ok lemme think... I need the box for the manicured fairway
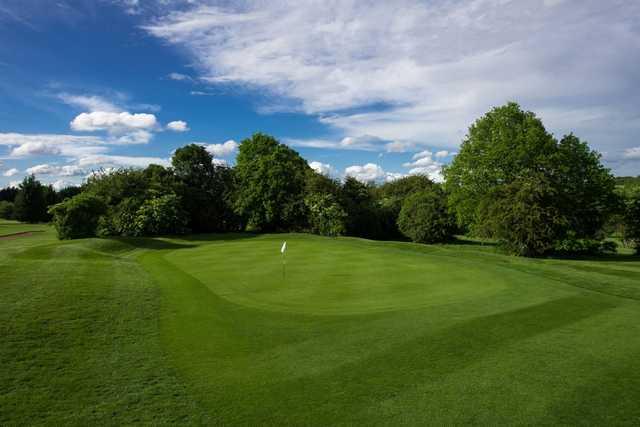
[2,221,640,425]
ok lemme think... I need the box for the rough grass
[2,221,640,425]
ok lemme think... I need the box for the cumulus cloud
[25,164,85,177]
[2,168,19,177]
[51,179,76,191]
[308,161,336,177]
[0,133,107,157]
[344,163,402,183]
[403,150,444,182]
[204,139,238,157]
[70,111,158,132]
[143,0,640,167]
[167,120,189,132]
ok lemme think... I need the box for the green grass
[2,221,640,425]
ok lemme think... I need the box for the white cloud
[77,154,170,168]
[0,133,107,158]
[344,163,401,183]
[308,161,336,177]
[2,168,19,177]
[204,139,238,157]
[168,72,192,81]
[25,164,85,177]
[167,120,189,132]
[212,158,228,167]
[435,150,449,158]
[284,135,382,151]
[623,147,640,160]
[403,150,444,182]
[345,163,385,182]
[51,179,76,191]
[58,94,120,112]
[143,0,640,167]
[70,111,158,132]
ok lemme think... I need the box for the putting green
[167,235,525,314]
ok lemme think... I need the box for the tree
[444,102,557,231]
[14,175,48,223]
[0,201,14,219]
[444,102,617,255]
[172,145,236,232]
[0,186,18,203]
[550,134,619,238]
[49,193,107,239]
[397,187,456,244]
[624,193,640,253]
[234,133,309,231]
[305,193,347,236]
[477,174,566,256]
[132,194,189,236]
[339,177,380,238]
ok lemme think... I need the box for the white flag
[280,241,287,254]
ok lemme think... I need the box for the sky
[1,0,639,189]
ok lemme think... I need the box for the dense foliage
[305,193,347,237]
[445,102,619,255]
[624,193,640,253]
[0,200,14,219]
[234,133,309,231]
[397,187,456,244]
[172,145,236,232]
[49,193,107,239]
[4,111,631,257]
[13,175,49,223]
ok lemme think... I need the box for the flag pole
[280,241,287,281]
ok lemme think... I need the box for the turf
[2,220,640,425]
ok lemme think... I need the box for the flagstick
[282,250,286,280]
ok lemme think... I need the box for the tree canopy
[234,133,310,231]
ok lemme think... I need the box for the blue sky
[1,0,639,189]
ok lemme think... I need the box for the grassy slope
[2,221,640,425]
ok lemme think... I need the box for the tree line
[2,102,639,256]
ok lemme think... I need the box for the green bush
[49,193,107,239]
[0,200,14,219]
[553,235,617,255]
[477,174,566,256]
[623,193,640,253]
[305,193,347,237]
[397,188,456,244]
[132,194,189,236]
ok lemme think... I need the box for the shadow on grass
[178,232,260,243]
[208,295,616,424]
[548,253,640,263]
[107,237,198,251]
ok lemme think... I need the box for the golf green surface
[2,220,640,425]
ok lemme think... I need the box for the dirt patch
[0,231,37,240]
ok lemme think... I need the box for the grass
[2,219,640,425]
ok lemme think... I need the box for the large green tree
[397,187,456,244]
[444,102,557,230]
[13,175,48,223]
[550,134,619,238]
[234,133,309,231]
[172,144,236,232]
[444,102,617,255]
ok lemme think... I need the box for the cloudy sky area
[1,0,639,189]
